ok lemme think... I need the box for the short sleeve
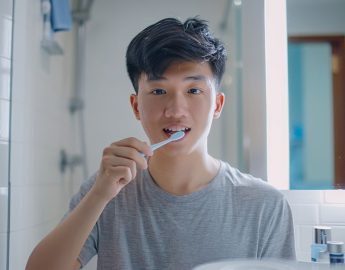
[259,196,296,260]
[62,172,99,268]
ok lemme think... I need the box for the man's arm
[25,138,152,270]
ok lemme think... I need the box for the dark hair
[126,17,227,93]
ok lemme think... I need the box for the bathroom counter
[297,262,344,269]
[193,259,345,270]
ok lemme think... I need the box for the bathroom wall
[282,190,345,262]
[8,1,80,269]
[0,0,13,269]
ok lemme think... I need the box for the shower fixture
[61,0,95,179]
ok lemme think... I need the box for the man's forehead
[141,61,214,82]
[145,73,209,82]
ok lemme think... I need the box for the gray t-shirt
[67,161,296,270]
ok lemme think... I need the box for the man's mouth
[163,127,191,136]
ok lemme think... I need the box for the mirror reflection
[3,1,345,269]
[286,0,345,189]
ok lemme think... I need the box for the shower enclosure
[1,1,94,269]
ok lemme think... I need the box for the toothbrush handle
[150,139,171,151]
[139,138,171,157]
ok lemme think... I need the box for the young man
[26,17,295,270]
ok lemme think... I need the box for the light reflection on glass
[0,58,11,100]
[1,17,12,59]
[0,100,9,140]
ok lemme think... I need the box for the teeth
[163,127,191,133]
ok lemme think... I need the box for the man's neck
[147,152,220,196]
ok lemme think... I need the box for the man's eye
[188,88,202,94]
[152,89,166,95]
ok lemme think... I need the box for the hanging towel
[50,0,72,32]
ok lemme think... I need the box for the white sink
[193,259,339,270]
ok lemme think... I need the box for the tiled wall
[0,0,13,269]
[8,1,81,269]
[281,190,345,262]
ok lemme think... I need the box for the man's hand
[90,137,153,203]
[26,137,152,270]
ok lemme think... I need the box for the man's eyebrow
[146,74,207,82]
[146,74,166,81]
[184,75,207,81]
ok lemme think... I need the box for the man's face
[130,61,224,156]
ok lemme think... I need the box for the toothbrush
[141,130,185,156]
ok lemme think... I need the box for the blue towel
[50,0,72,32]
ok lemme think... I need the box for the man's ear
[130,94,140,120]
[214,92,225,119]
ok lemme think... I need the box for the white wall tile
[324,190,345,204]
[0,0,13,19]
[320,205,345,225]
[9,140,82,189]
[331,226,345,243]
[290,204,319,225]
[10,74,75,146]
[0,99,10,140]
[0,57,11,100]
[9,220,58,270]
[10,141,61,186]
[10,184,70,232]
[0,140,9,187]
[0,16,12,59]
[0,233,7,270]
[281,190,323,204]
[0,187,8,233]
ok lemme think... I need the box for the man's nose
[164,93,188,118]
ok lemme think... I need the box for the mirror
[286,0,345,189]
[6,1,345,269]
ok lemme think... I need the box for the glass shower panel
[0,0,13,269]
